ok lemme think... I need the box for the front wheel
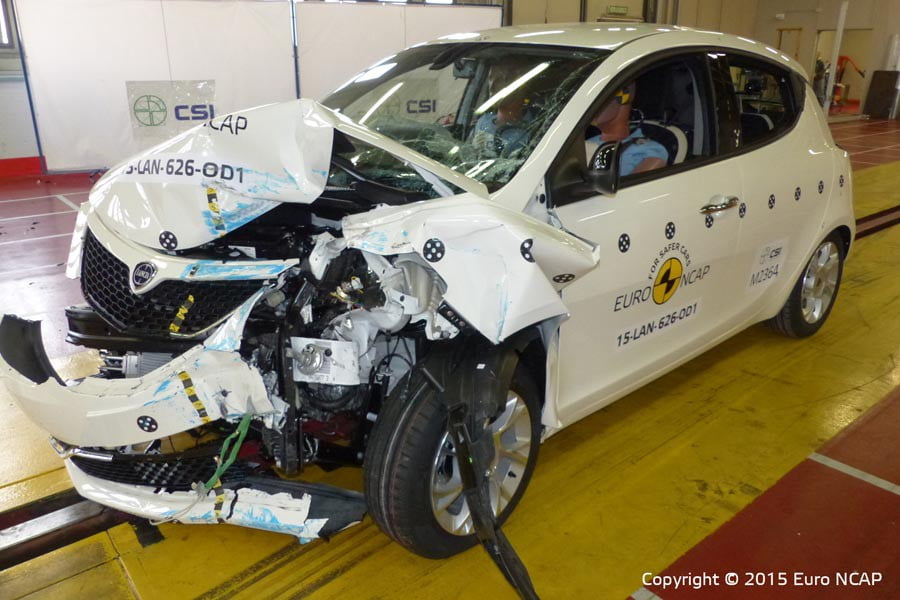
[769,231,844,338]
[364,360,541,558]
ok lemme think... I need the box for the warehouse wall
[584,0,645,22]
[512,0,761,37]
[752,0,900,107]
[511,0,580,25]
[677,0,760,38]
[817,28,873,101]
[0,53,39,161]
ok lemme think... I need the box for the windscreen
[323,43,608,192]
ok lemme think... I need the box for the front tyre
[769,231,844,338]
[364,361,541,558]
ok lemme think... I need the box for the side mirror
[585,141,620,195]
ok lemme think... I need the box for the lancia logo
[132,262,157,287]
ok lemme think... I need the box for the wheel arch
[834,224,853,256]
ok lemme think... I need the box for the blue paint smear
[179,260,288,280]
[241,168,304,196]
[358,230,389,253]
[233,505,322,541]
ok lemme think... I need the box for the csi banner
[126,80,216,142]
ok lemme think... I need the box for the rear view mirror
[585,141,620,195]
[453,58,477,79]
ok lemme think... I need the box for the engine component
[99,351,176,378]
[290,338,360,385]
[123,352,176,378]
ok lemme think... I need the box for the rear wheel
[364,360,541,558]
[769,231,844,338]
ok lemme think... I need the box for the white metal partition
[15,0,295,171]
[15,0,501,172]
[294,2,502,100]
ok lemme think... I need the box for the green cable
[204,413,252,491]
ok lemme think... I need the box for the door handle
[699,195,739,214]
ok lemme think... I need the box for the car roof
[427,23,807,79]
[432,22,669,50]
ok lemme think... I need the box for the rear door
[549,51,747,425]
[716,53,832,319]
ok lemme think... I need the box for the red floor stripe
[643,460,900,599]
[0,157,42,178]
[639,385,900,600]
[819,387,900,487]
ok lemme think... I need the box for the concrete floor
[0,128,898,599]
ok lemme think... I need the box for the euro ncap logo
[133,95,167,126]
[653,257,683,304]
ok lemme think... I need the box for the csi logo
[406,99,437,114]
[759,246,782,265]
[175,104,216,121]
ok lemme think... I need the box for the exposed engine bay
[88,213,456,477]
[0,98,597,562]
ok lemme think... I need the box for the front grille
[70,445,250,492]
[81,229,262,338]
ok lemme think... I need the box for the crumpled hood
[89,99,487,252]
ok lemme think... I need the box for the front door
[549,52,746,426]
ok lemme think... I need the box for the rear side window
[725,56,800,146]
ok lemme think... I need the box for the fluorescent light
[355,62,397,83]
[475,62,550,115]
[0,2,9,45]
[359,82,404,124]
[439,32,480,41]
[514,30,565,38]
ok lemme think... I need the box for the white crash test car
[0,24,852,559]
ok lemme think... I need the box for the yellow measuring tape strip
[211,478,226,523]
[177,370,212,424]
[206,187,226,232]
[168,294,195,333]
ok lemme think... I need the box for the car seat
[636,120,688,165]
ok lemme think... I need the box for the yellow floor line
[0,352,99,512]
[11,223,891,600]
[852,161,900,219]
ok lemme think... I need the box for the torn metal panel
[342,195,599,343]
[0,308,273,447]
[66,461,364,543]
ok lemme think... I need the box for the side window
[726,56,800,146]
[584,56,714,180]
[585,57,709,184]
[549,53,717,207]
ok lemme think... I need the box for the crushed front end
[0,98,597,545]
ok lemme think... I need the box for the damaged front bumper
[0,302,365,542]
[63,455,364,542]
[0,312,271,448]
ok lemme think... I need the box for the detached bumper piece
[60,442,253,492]
[66,458,365,543]
[0,314,272,448]
[0,314,63,386]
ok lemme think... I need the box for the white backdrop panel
[296,3,405,102]
[16,0,169,171]
[295,2,502,101]
[403,4,502,48]
[161,1,296,112]
[16,0,295,172]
